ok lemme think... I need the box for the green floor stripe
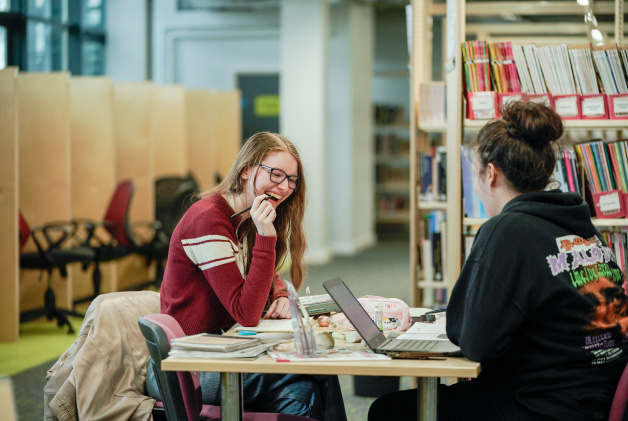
[0,316,83,376]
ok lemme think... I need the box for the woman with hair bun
[369,101,628,420]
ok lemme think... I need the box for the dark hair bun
[502,101,563,149]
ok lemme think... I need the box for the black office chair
[138,172,199,288]
[154,172,199,238]
[19,212,95,333]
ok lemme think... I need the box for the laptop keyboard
[380,339,438,352]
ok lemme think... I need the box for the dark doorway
[237,73,280,143]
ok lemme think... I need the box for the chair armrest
[69,218,112,247]
[31,220,81,251]
[131,220,167,244]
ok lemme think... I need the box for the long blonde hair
[198,132,307,290]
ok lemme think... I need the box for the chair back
[103,180,135,248]
[155,173,199,237]
[139,314,202,421]
[18,211,30,252]
[609,362,628,421]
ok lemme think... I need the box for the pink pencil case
[331,295,411,332]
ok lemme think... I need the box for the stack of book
[488,42,521,94]
[574,140,628,218]
[512,43,546,95]
[169,333,269,359]
[462,40,491,92]
[592,45,628,96]
[568,44,600,96]
[553,149,581,195]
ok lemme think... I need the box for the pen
[425,308,446,315]
[237,330,258,335]
[231,194,272,219]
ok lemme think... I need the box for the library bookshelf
[375,112,412,228]
[409,0,627,308]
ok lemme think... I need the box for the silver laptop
[323,277,461,358]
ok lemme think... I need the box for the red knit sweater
[160,193,287,335]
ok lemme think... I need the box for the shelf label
[470,92,496,119]
[501,93,522,107]
[599,192,621,215]
[613,96,628,117]
[582,96,606,118]
[554,96,579,117]
[528,95,551,107]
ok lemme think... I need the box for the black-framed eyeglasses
[259,164,300,190]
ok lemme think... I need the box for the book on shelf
[488,41,521,94]
[460,145,487,218]
[422,211,446,282]
[568,44,600,96]
[418,82,446,124]
[553,149,581,196]
[462,40,491,92]
[592,44,628,95]
[574,141,617,195]
[537,44,577,96]
[573,140,628,218]
[418,146,446,202]
[171,333,259,352]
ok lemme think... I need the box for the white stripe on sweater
[182,234,244,275]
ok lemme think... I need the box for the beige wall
[113,82,155,290]
[0,68,19,342]
[18,73,73,311]
[70,77,117,299]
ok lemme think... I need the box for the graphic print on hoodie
[546,233,628,365]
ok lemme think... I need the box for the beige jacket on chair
[44,291,160,421]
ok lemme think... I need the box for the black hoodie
[447,190,628,420]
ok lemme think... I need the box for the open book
[171,333,259,352]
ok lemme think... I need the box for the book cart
[409,0,628,308]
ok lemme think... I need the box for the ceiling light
[577,0,590,5]
[591,28,605,42]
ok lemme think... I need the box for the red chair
[76,179,170,303]
[19,212,95,333]
[138,314,315,421]
[609,362,628,421]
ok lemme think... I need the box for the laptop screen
[323,277,387,348]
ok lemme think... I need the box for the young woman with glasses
[155,132,347,420]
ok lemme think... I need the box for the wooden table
[162,352,481,421]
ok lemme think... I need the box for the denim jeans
[147,368,346,421]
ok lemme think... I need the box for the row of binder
[463,40,628,120]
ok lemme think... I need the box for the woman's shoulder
[186,194,229,217]
[177,194,234,235]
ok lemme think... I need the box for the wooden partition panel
[70,77,117,299]
[113,82,154,290]
[186,89,215,190]
[151,85,187,178]
[18,73,73,311]
[212,91,242,181]
[0,68,19,342]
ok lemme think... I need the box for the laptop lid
[322,277,391,351]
